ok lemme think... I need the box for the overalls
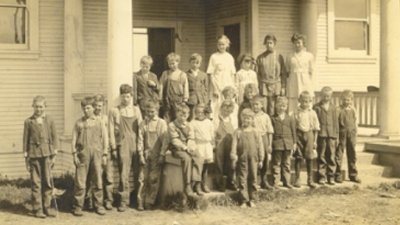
[117,114,140,207]
[73,118,104,209]
[138,120,163,206]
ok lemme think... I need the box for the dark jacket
[313,101,339,138]
[23,115,59,158]
[271,113,297,151]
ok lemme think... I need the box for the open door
[148,28,175,78]
[223,23,241,70]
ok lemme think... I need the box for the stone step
[340,152,379,168]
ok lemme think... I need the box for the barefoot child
[167,103,202,196]
[214,100,238,191]
[256,34,286,116]
[270,96,296,189]
[231,109,264,208]
[251,96,274,189]
[190,104,215,195]
[293,91,319,188]
[236,53,258,104]
[187,53,210,121]
[335,90,361,183]
[72,96,108,216]
[313,86,339,185]
[137,100,168,210]
[109,84,143,211]
[23,96,59,218]
[159,53,189,122]
[133,55,160,113]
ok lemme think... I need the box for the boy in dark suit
[313,86,339,185]
[270,96,296,189]
[23,95,59,218]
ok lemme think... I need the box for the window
[327,0,377,63]
[0,0,39,58]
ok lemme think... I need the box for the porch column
[249,0,259,56]
[64,0,84,134]
[379,0,400,138]
[107,0,133,105]
[300,0,318,56]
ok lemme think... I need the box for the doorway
[132,28,175,77]
[223,23,241,70]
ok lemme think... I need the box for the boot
[306,159,316,189]
[293,159,302,188]
[185,184,194,196]
[194,182,205,196]
[137,200,144,211]
[219,176,227,192]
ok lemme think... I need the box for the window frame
[327,0,378,64]
[0,0,39,59]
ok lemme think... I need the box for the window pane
[335,0,367,19]
[335,21,368,51]
[0,6,26,44]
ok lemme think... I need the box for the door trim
[216,16,246,55]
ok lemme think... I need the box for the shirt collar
[146,116,159,122]
[32,113,46,119]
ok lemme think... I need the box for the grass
[1,173,399,215]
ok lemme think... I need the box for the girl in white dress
[191,104,215,195]
[207,35,237,119]
[286,33,315,113]
[235,54,258,104]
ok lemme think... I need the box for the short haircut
[298,91,312,101]
[244,83,258,94]
[276,96,288,106]
[341,89,354,99]
[143,99,160,110]
[251,95,264,105]
[166,52,181,63]
[81,96,95,107]
[32,95,47,106]
[221,86,236,98]
[220,100,235,111]
[175,103,190,114]
[93,94,105,103]
[217,34,231,47]
[237,53,254,65]
[264,34,277,44]
[321,86,333,94]
[189,53,202,62]
[140,55,153,65]
[119,84,133,95]
[291,33,307,45]
[194,104,206,114]
[241,108,255,119]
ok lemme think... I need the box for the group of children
[23,33,361,218]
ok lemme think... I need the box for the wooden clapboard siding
[82,0,108,94]
[133,0,206,71]
[205,0,250,65]
[0,0,65,179]
[315,0,380,91]
[257,0,300,57]
[256,0,380,92]
[82,0,206,94]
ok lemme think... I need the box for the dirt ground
[1,183,400,225]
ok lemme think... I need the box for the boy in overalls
[72,96,108,216]
[231,109,264,208]
[109,84,143,211]
[137,100,168,210]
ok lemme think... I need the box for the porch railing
[315,91,379,128]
